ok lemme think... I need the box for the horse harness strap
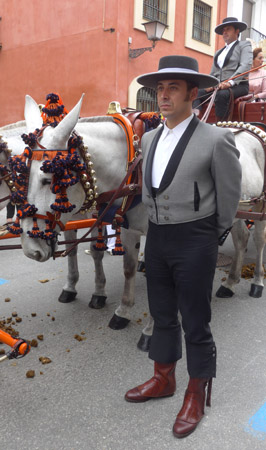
[227,88,235,122]
[93,112,143,217]
[61,151,143,258]
[61,112,149,256]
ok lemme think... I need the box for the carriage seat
[234,94,253,104]
[199,94,266,125]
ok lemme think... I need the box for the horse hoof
[137,261,146,273]
[108,314,130,330]
[249,284,263,298]
[216,285,234,298]
[137,333,151,352]
[89,295,107,309]
[58,290,77,303]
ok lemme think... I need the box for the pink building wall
[0,0,227,126]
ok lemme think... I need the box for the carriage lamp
[128,20,167,59]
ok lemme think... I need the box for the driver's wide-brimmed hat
[215,17,247,35]
[137,55,219,90]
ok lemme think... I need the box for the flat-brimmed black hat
[215,17,247,35]
[137,55,218,89]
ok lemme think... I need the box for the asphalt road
[1,208,266,450]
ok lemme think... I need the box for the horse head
[14,94,87,262]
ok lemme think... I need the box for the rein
[201,87,219,123]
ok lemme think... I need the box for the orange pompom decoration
[93,224,108,251]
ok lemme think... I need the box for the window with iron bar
[192,0,211,44]
[137,87,159,112]
[143,0,168,25]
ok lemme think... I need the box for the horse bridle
[5,126,98,260]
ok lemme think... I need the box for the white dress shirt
[152,114,194,188]
[217,40,238,86]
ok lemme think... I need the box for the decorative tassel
[112,227,125,255]
[23,146,33,160]
[41,93,68,127]
[11,189,26,205]
[50,187,76,213]
[17,203,38,219]
[67,150,86,172]
[21,132,38,148]
[139,112,162,131]
[43,220,57,241]
[15,174,27,187]
[27,217,44,239]
[93,224,108,251]
[7,217,23,235]
[57,168,75,187]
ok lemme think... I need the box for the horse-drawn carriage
[1,91,266,352]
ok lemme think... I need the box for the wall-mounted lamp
[129,20,167,59]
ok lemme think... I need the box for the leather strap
[61,152,143,258]
[227,88,235,121]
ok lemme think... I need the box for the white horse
[216,124,266,299]
[6,94,153,351]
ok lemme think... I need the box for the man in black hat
[194,17,253,120]
[124,55,242,438]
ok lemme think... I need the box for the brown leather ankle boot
[125,362,176,403]
[173,377,212,438]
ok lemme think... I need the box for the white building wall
[251,0,266,32]
[227,0,244,18]
[227,0,266,35]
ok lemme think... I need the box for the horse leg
[249,221,266,298]
[216,220,250,297]
[88,229,107,309]
[137,314,154,352]
[107,229,152,350]
[108,229,140,330]
[58,230,79,303]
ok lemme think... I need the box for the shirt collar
[225,39,238,50]
[162,114,194,140]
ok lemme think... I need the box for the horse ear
[51,94,85,148]
[24,95,43,132]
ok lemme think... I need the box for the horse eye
[42,178,51,186]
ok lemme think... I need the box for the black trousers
[194,83,249,120]
[145,216,218,378]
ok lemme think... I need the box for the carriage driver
[124,55,242,438]
[193,17,253,121]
